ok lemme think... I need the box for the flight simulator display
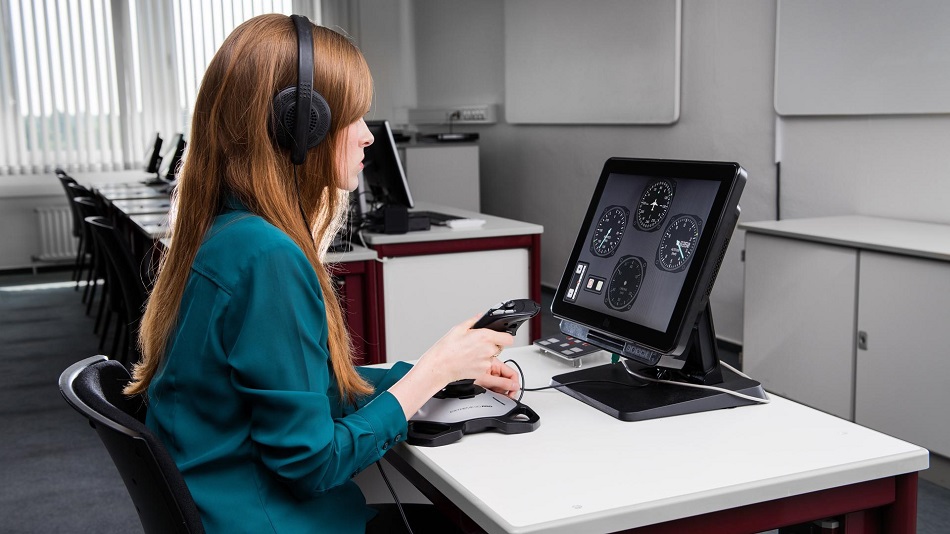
[550,157,767,421]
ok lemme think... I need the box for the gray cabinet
[742,216,950,457]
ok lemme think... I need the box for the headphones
[272,15,332,165]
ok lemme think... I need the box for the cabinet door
[743,233,858,420]
[856,251,950,457]
[381,248,530,362]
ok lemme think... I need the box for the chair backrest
[73,197,102,268]
[57,174,83,238]
[85,216,148,324]
[59,355,205,534]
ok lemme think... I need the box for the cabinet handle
[857,330,868,351]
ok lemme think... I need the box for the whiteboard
[504,0,681,125]
[775,0,950,116]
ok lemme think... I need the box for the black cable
[375,461,414,534]
[504,358,526,402]
[504,358,649,403]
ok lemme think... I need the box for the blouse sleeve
[350,362,413,413]
[222,241,408,498]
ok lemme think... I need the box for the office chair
[68,184,99,305]
[57,174,88,287]
[58,355,205,534]
[85,216,148,366]
[73,197,111,341]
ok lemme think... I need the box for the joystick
[407,299,542,446]
[445,299,541,398]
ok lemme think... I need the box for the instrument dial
[590,205,629,258]
[635,179,675,231]
[656,214,702,273]
[604,255,647,312]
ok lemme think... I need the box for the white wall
[398,0,778,344]
[779,116,950,225]
[368,0,950,344]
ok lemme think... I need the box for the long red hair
[126,14,373,401]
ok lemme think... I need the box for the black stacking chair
[86,216,148,366]
[68,183,100,304]
[73,197,110,339]
[58,355,205,534]
[57,172,89,287]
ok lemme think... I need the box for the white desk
[384,345,928,533]
[357,202,543,363]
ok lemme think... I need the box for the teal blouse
[146,202,411,533]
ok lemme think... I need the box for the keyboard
[409,210,463,225]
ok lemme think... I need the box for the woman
[124,14,518,533]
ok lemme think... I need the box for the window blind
[0,0,311,176]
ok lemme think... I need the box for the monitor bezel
[362,120,414,209]
[551,157,745,358]
[156,134,185,182]
[144,133,163,173]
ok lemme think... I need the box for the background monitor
[143,133,162,173]
[155,134,186,183]
[549,157,766,421]
[361,120,413,210]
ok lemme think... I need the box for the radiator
[33,206,78,262]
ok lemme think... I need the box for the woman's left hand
[474,358,521,399]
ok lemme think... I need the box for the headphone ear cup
[271,86,332,154]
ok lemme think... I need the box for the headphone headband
[291,15,314,165]
[272,14,331,165]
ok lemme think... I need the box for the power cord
[375,461,415,534]
[620,357,771,404]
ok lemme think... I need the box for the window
[0,0,315,175]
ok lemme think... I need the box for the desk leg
[841,472,917,533]
[529,233,542,341]
[883,472,918,533]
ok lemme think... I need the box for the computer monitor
[361,120,414,209]
[155,134,186,184]
[143,133,163,174]
[550,157,766,421]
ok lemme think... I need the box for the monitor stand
[550,304,767,421]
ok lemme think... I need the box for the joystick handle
[445,299,541,396]
[472,299,541,335]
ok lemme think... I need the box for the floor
[1,268,948,533]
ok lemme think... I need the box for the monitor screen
[361,120,413,209]
[143,133,163,173]
[551,157,745,363]
[548,157,765,421]
[156,134,185,183]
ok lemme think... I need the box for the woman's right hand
[387,314,515,419]
[416,314,515,386]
